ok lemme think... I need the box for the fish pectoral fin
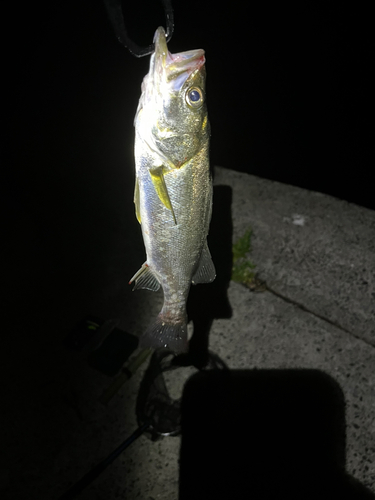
[149,166,177,225]
[134,177,141,224]
[192,241,216,284]
[129,263,160,292]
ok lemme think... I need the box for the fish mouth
[135,27,207,166]
[153,27,205,90]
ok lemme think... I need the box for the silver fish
[130,27,215,354]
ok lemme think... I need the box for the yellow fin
[149,167,177,224]
[134,177,141,224]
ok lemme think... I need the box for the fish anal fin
[192,241,216,284]
[129,263,160,291]
[134,177,141,224]
[149,166,177,225]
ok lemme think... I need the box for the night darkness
[5,0,373,212]
[2,1,374,497]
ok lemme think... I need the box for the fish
[129,26,215,354]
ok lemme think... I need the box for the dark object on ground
[64,316,138,376]
[179,369,375,500]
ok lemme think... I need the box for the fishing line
[104,0,174,57]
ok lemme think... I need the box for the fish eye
[185,87,204,109]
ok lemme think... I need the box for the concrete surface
[2,167,374,499]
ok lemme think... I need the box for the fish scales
[130,27,215,354]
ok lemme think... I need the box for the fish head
[135,27,209,169]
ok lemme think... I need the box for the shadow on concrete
[179,369,375,500]
[185,184,233,368]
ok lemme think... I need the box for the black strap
[104,0,174,57]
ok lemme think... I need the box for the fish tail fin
[139,313,188,354]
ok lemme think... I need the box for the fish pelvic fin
[149,166,177,225]
[139,313,188,354]
[129,262,160,291]
[192,241,216,284]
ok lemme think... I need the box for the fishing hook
[104,0,174,57]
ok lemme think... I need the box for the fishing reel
[136,348,228,439]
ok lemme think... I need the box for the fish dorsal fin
[129,263,160,291]
[192,241,216,284]
[134,177,141,224]
[149,166,177,224]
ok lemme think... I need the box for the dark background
[5,0,373,213]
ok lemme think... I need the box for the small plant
[231,259,256,286]
[232,229,265,291]
[232,229,252,261]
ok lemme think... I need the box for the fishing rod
[58,420,151,499]
[58,347,228,498]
